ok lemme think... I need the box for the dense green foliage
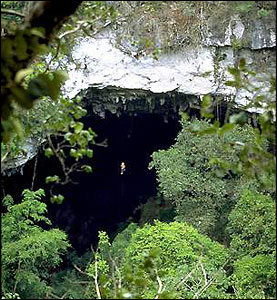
[65,222,230,299]
[1,189,70,299]
[227,189,276,259]
[232,254,276,299]
[149,120,262,241]
[122,221,230,299]
[227,189,276,299]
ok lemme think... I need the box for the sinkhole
[2,110,181,254]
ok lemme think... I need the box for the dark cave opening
[2,111,181,254]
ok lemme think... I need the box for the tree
[193,59,276,186]
[110,221,230,299]
[1,189,70,299]
[226,189,276,299]
[1,1,83,141]
[149,119,262,241]
[1,1,117,200]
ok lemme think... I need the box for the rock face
[2,137,44,176]
[64,14,276,113]
[2,13,276,174]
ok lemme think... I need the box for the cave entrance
[1,110,181,254]
[48,111,181,254]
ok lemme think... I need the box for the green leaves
[150,119,261,238]
[50,194,64,204]
[45,175,60,184]
[11,86,34,109]
[28,71,68,101]
[218,123,236,137]
[200,94,214,119]
[81,164,92,173]
[238,58,246,70]
[123,221,229,299]
[73,122,84,134]
[15,68,34,84]
[86,149,93,158]
[227,189,276,298]
[2,189,70,298]
[44,147,54,158]
[229,112,247,124]
[37,96,96,197]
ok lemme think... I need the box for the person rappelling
[120,161,126,175]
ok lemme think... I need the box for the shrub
[1,189,70,299]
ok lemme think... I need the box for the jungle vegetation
[1,1,276,299]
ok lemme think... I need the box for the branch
[46,18,112,70]
[46,291,68,299]
[95,139,108,148]
[73,264,90,276]
[200,262,208,286]
[1,9,26,18]
[58,20,89,39]
[193,279,213,299]
[154,268,163,299]
[176,266,196,291]
[46,134,67,176]
[109,255,122,290]
[30,156,38,190]
[13,261,21,293]
[94,258,102,299]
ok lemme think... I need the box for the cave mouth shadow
[2,111,181,255]
[57,111,181,254]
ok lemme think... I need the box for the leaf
[11,118,24,138]
[228,67,239,76]
[69,149,77,158]
[44,148,54,158]
[198,126,218,135]
[11,86,34,109]
[50,194,64,204]
[64,132,73,141]
[15,68,34,83]
[86,149,93,158]
[45,175,60,184]
[74,122,84,134]
[218,123,236,136]
[14,33,28,61]
[81,165,93,173]
[28,76,49,99]
[229,112,247,124]
[28,71,68,101]
[201,94,214,119]
[202,94,212,107]
[225,81,238,87]
[30,27,45,38]
[238,58,246,70]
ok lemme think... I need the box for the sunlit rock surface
[2,137,44,176]
[64,16,275,107]
[2,15,275,174]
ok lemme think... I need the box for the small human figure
[120,161,126,175]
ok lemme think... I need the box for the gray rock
[3,13,275,174]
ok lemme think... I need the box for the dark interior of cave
[1,111,181,254]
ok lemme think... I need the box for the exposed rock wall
[2,12,276,174]
[64,15,275,105]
